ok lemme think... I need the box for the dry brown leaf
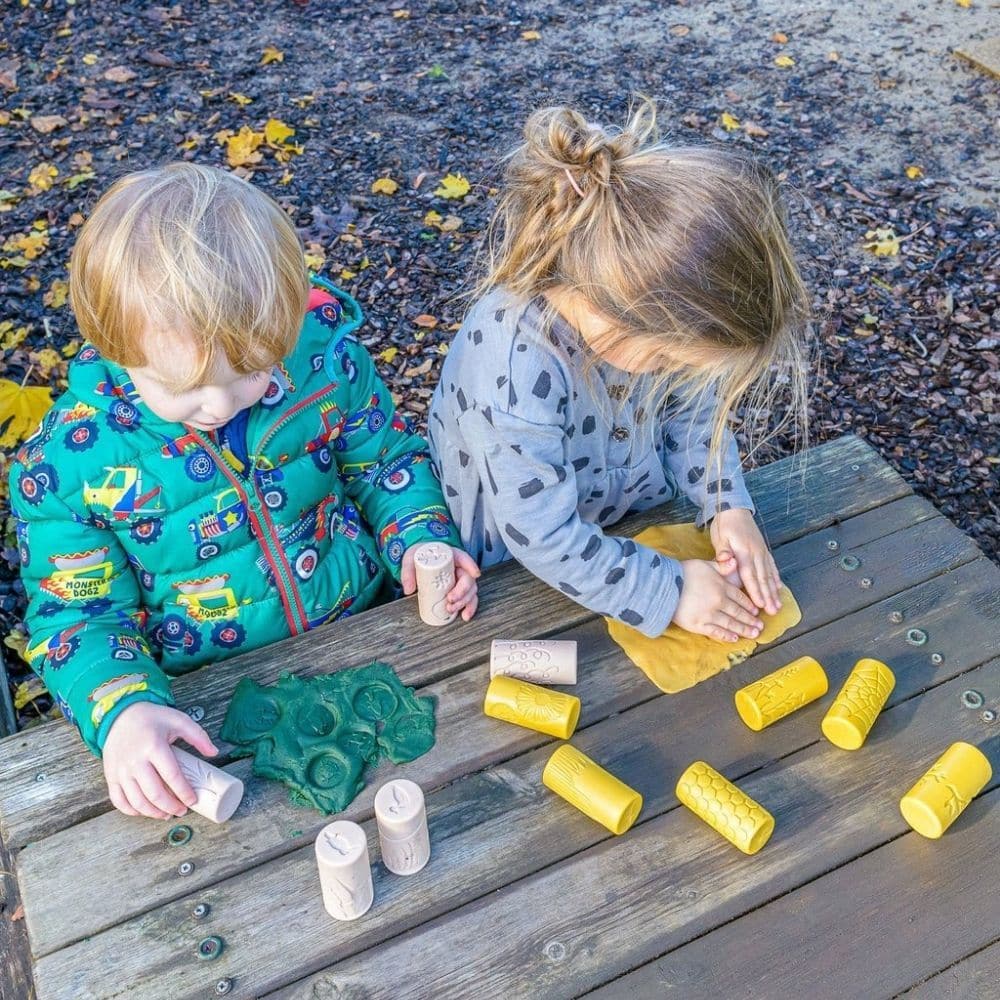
[30,115,68,134]
[104,65,137,82]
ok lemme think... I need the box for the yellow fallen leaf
[226,125,264,167]
[303,246,325,270]
[521,30,541,40]
[4,628,28,660]
[437,343,449,355]
[378,347,399,364]
[291,94,315,108]
[264,118,295,147]
[228,92,254,106]
[82,53,99,66]
[62,339,80,357]
[371,177,399,195]
[261,46,284,65]
[13,677,47,711]
[905,165,923,179]
[28,163,58,193]
[863,227,900,256]
[393,9,410,18]
[279,169,294,185]
[774,55,795,68]
[44,279,69,308]
[64,171,95,189]
[5,230,49,260]
[955,0,972,7]
[0,322,28,350]
[340,268,357,280]
[0,379,53,448]
[827,51,840,62]
[33,347,63,376]
[720,112,740,131]
[434,172,470,200]
[423,209,443,227]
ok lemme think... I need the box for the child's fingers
[460,594,479,621]
[172,712,218,758]
[152,747,198,808]
[725,582,760,619]
[399,551,417,596]
[720,599,762,634]
[452,549,481,578]
[446,573,477,608]
[109,782,139,817]
[124,777,171,820]
[754,553,780,614]
[738,560,768,614]
[136,762,187,817]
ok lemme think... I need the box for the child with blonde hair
[11,163,479,820]
[429,101,809,644]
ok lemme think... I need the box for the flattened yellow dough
[606,523,801,694]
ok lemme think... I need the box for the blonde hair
[479,100,812,485]
[69,162,309,388]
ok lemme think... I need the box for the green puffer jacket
[9,276,460,755]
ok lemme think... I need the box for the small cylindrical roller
[490,639,578,685]
[900,742,993,839]
[542,744,642,835]
[413,542,457,626]
[734,656,829,732]
[315,820,374,921]
[483,675,580,739]
[821,658,895,750]
[172,747,244,823]
[374,779,431,875]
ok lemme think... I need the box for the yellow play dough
[606,523,801,694]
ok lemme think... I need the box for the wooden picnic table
[0,434,997,1000]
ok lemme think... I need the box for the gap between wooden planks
[19,492,957,959]
[0,435,908,850]
[29,545,996,998]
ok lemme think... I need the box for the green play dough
[220,661,436,814]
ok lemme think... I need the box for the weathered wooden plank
[30,558,998,1000]
[0,434,909,851]
[586,784,1000,999]
[264,656,999,1000]
[902,938,1000,999]
[19,495,958,959]
[0,836,34,1000]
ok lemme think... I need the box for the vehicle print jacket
[9,276,460,755]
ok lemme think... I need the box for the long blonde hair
[69,163,309,389]
[478,100,812,486]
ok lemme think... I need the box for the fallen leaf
[30,114,68,134]
[863,226,900,256]
[827,51,840,62]
[141,50,175,68]
[228,92,253,106]
[743,121,769,138]
[955,0,972,6]
[264,118,295,147]
[0,379,53,448]
[669,24,690,36]
[13,676,46,710]
[4,229,49,260]
[434,172,470,200]
[64,171,96,190]
[423,209,443,227]
[439,214,462,232]
[905,164,923,179]
[0,56,19,91]
[10,904,23,922]
[340,268,356,280]
[44,279,69,308]
[225,125,264,167]
[371,177,399,195]
[771,31,788,43]
[393,8,410,17]
[82,53,99,66]
[27,163,58,193]
[414,314,438,329]
[774,55,795,68]
[378,347,399,363]
[104,65,137,82]
[720,112,740,131]
[260,46,284,65]
[521,30,541,41]
[62,339,80,358]
[0,322,28,350]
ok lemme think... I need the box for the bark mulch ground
[0,0,997,731]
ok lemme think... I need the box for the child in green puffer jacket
[9,163,479,821]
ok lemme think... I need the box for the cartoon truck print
[305,401,346,471]
[107,633,150,661]
[83,467,163,522]
[25,622,87,670]
[89,672,149,728]
[189,488,248,559]
[378,508,451,565]
[41,547,113,603]
[173,574,250,623]
[334,393,386,450]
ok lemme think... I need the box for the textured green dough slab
[219,661,436,815]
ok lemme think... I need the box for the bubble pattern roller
[675,761,775,855]
[483,675,580,739]
[734,656,829,731]
[900,742,993,839]
[542,745,643,835]
[821,657,896,750]
[490,639,578,685]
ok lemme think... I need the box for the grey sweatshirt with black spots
[427,289,754,638]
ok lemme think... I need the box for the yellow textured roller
[542,744,642,835]
[675,761,774,855]
[900,742,993,839]
[821,658,895,750]
[483,675,580,739]
[734,656,829,731]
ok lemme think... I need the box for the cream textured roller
[315,820,374,921]
[374,779,431,875]
[172,747,244,823]
[412,542,456,626]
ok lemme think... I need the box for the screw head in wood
[860,577,873,588]
[826,539,839,551]
[215,979,233,995]
[178,861,196,876]
[851,464,860,471]
[930,653,943,665]
[192,903,210,920]
[889,611,904,624]
[197,935,224,961]
[167,825,193,847]
[544,940,567,962]
[982,709,997,724]
[961,690,984,710]
[905,628,928,646]
[34,773,45,783]
[186,705,205,722]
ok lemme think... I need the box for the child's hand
[673,558,764,643]
[709,507,783,616]
[401,546,482,622]
[102,702,219,820]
